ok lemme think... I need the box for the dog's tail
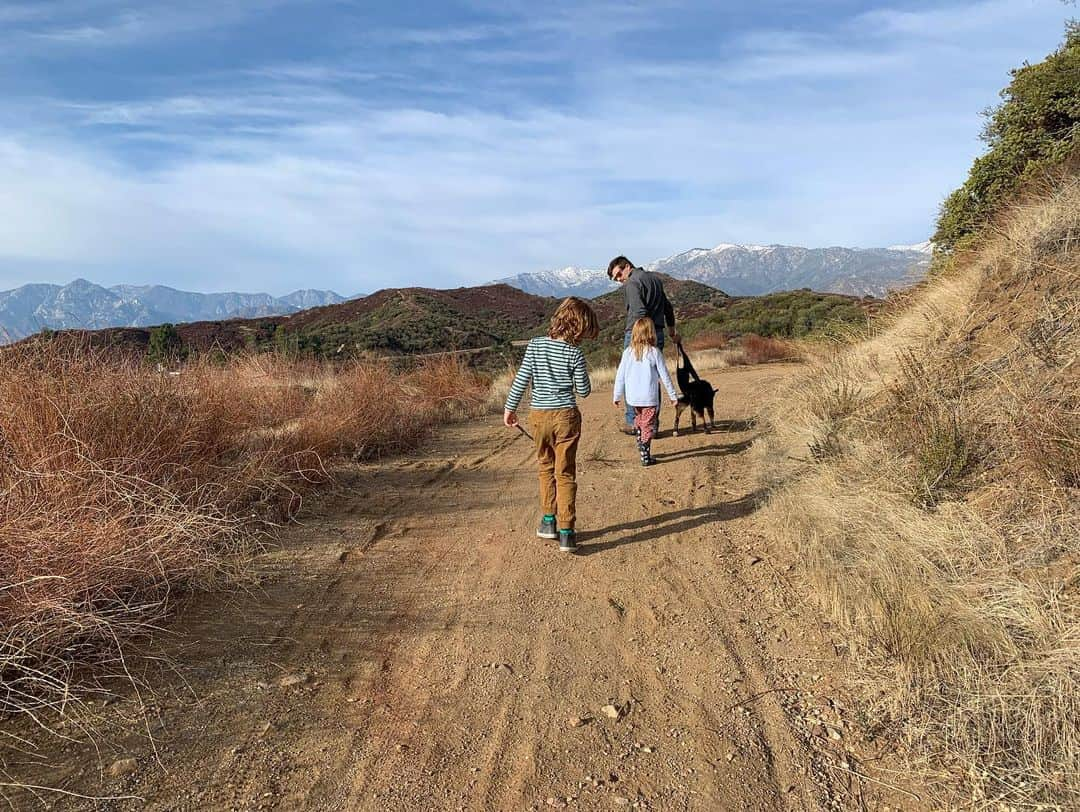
[677,343,701,383]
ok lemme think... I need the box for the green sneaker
[536,515,557,540]
[558,529,577,553]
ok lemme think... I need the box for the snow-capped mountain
[492,266,616,299]
[0,280,345,344]
[646,243,932,298]
[498,242,933,300]
[886,240,934,254]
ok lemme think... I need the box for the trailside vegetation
[760,26,1080,805]
[933,22,1080,255]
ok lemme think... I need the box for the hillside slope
[281,284,553,355]
[44,277,878,363]
[759,181,1079,806]
[45,283,557,359]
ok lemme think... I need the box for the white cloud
[0,0,1072,294]
[3,0,301,49]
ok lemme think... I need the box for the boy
[504,297,599,553]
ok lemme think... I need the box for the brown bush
[684,331,728,352]
[733,334,802,365]
[0,345,487,722]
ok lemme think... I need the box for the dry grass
[589,364,617,388]
[732,334,803,365]
[0,347,487,730]
[678,337,803,370]
[757,181,1080,807]
[684,331,730,352]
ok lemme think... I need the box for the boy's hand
[670,397,679,405]
[503,409,518,428]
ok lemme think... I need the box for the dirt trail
[11,363,911,811]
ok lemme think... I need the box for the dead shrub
[737,334,802,364]
[889,351,984,506]
[684,331,728,352]
[0,343,487,729]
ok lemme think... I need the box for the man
[607,256,681,435]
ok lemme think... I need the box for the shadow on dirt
[578,490,764,555]
[653,438,756,462]
[650,416,756,441]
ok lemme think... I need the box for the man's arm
[662,294,680,344]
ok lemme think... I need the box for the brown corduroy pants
[529,408,582,530]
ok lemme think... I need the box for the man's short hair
[607,256,633,279]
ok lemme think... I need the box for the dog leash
[515,424,534,441]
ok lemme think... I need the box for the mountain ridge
[0,279,345,343]
[494,242,932,299]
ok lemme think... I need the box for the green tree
[147,323,182,362]
[934,22,1080,253]
[273,324,296,357]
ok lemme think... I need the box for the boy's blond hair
[548,297,600,346]
[629,317,657,361]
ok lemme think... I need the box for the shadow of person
[578,491,763,555]
[653,438,756,462]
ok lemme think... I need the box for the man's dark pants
[623,328,665,431]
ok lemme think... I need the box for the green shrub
[681,290,869,340]
[147,323,182,362]
[933,22,1080,253]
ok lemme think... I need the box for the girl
[504,297,599,553]
[613,317,678,466]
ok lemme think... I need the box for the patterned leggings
[633,406,658,443]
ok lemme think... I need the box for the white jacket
[613,345,678,407]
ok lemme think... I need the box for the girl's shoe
[558,529,577,553]
[639,440,655,466]
[536,515,558,539]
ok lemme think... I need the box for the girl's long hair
[548,297,600,346]
[630,317,657,361]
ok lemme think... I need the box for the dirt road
[11,363,909,811]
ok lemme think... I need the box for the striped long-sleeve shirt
[504,336,592,411]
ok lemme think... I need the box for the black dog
[673,344,718,436]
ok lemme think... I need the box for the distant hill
[678,289,881,343]
[277,284,553,356]
[494,242,932,300]
[0,279,345,344]
[35,277,879,365]
[47,283,556,359]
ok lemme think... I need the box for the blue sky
[0,0,1073,295]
